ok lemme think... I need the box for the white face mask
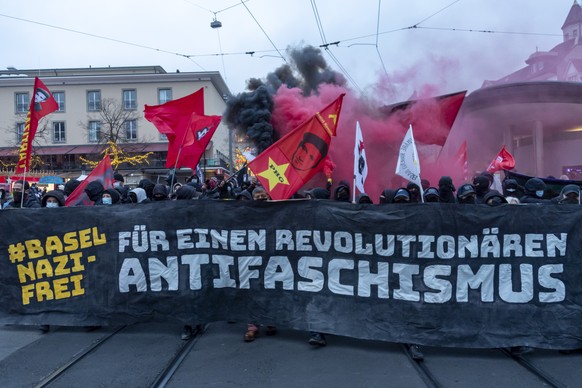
[113,182,121,188]
[102,197,113,205]
[46,202,59,208]
[536,190,545,198]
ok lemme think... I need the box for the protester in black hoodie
[438,176,456,203]
[152,184,169,201]
[334,180,350,202]
[84,181,105,205]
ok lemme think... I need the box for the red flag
[15,77,58,174]
[144,88,205,167]
[65,155,114,206]
[248,94,345,200]
[487,146,515,173]
[455,141,468,181]
[173,114,222,169]
[382,90,466,146]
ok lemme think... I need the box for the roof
[562,1,582,30]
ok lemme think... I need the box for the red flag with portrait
[248,94,345,200]
[15,77,58,174]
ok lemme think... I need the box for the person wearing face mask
[99,188,120,205]
[41,190,66,208]
[4,180,41,209]
[113,173,130,203]
[520,178,553,204]
[457,184,477,204]
[438,176,456,203]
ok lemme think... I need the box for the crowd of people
[1,169,580,359]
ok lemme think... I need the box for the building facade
[0,66,232,186]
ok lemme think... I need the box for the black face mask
[12,192,23,202]
[561,198,580,205]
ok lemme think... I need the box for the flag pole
[352,176,356,203]
[169,116,193,194]
[20,167,27,208]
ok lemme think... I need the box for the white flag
[353,121,368,195]
[395,125,422,189]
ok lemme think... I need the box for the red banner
[144,88,205,169]
[248,94,345,200]
[65,155,114,206]
[15,78,58,175]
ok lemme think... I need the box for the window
[124,119,137,140]
[53,92,65,112]
[16,123,25,142]
[158,88,172,104]
[87,90,101,111]
[88,121,101,142]
[53,122,66,143]
[123,89,137,110]
[15,93,29,113]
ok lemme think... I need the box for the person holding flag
[248,94,345,200]
[353,121,368,202]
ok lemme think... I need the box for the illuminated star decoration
[258,157,290,191]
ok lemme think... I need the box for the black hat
[394,188,410,201]
[457,183,476,199]
[562,184,580,196]
[114,173,124,183]
[424,187,439,199]
[524,178,546,193]
[438,176,455,192]
[503,179,520,193]
[473,175,490,190]
[64,179,81,196]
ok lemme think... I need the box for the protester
[113,173,129,203]
[356,193,373,204]
[379,189,396,204]
[41,190,66,208]
[423,187,440,203]
[334,181,350,202]
[0,189,7,209]
[407,182,422,203]
[393,188,411,204]
[174,185,198,200]
[4,180,41,209]
[556,184,580,204]
[438,176,456,203]
[473,175,496,204]
[64,179,81,198]
[138,179,156,201]
[457,184,477,204]
[484,191,508,206]
[152,184,169,201]
[502,179,523,200]
[129,187,150,204]
[100,188,121,205]
[520,178,552,204]
[84,181,105,205]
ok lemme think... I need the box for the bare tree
[80,98,142,145]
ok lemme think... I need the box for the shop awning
[39,176,64,184]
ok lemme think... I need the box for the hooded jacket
[84,181,105,203]
[129,187,149,203]
[41,190,66,207]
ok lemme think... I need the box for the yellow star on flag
[258,157,290,190]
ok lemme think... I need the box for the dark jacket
[41,190,66,207]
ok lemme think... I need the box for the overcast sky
[0,0,574,100]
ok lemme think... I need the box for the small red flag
[455,141,468,181]
[175,114,222,170]
[486,146,515,173]
[144,88,205,168]
[65,155,114,206]
[248,94,345,200]
[15,77,58,174]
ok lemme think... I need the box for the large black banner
[1,200,581,349]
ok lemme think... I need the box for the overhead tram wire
[310,0,362,94]
[375,0,389,78]
[413,0,463,27]
[240,0,287,64]
[0,12,205,71]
